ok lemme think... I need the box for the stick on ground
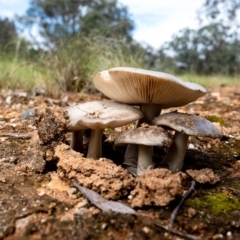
[169,180,196,229]
[155,180,200,240]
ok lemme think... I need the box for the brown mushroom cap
[94,67,207,107]
[67,100,143,131]
[114,126,171,146]
[152,112,222,138]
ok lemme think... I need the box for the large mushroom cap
[67,101,143,131]
[152,112,222,138]
[94,67,207,107]
[114,126,171,146]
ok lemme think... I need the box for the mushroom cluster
[67,67,222,177]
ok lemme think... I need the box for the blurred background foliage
[0,0,240,93]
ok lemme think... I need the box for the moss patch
[185,192,240,215]
[218,140,240,156]
[204,115,225,125]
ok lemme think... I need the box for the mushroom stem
[137,145,153,176]
[123,144,138,176]
[87,129,104,159]
[163,132,189,172]
[123,104,162,172]
[124,144,138,166]
[138,103,162,125]
[70,130,83,152]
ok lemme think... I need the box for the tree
[18,0,134,47]
[159,23,240,75]
[0,17,17,52]
[80,0,134,42]
[201,0,240,21]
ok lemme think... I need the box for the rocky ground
[0,85,240,240]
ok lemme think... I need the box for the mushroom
[94,67,207,168]
[114,126,171,176]
[152,112,223,172]
[67,100,143,159]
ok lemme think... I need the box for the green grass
[0,55,54,92]
[0,38,240,94]
[179,73,240,87]
[0,35,156,94]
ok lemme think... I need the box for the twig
[155,181,200,240]
[225,187,240,194]
[169,180,196,229]
[155,223,202,240]
[0,133,32,139]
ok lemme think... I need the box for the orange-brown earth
[0,85,240,240]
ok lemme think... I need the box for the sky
[0,0,205,50]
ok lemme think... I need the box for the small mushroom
[152,112,223,172]
[94,67,207,169]
[114,126,171,176]
[67,100,143,159]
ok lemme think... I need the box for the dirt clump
[55,143,135,199]
[19,132,46,173]
[187,168,220,184]
[130,168,187,207]
[35,106,68,145]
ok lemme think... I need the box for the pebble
[21,109,35,120]
[38,190,45,196]
[74,207,89,216]
[67,187,77,196]
[5,96,11,104]
[128,195,133,200]
[101,223,107,230]
[15,92,27,97]
[76,199,89,208]
[212,234,224,239]
[29,100,34,105]
[32,87,46,96]
[188,143,195,149]
[142,226,150,234]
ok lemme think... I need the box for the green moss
[205,193,240,215]
[185,192,240,215]
[218,140,240,155]
[204,115,225,125]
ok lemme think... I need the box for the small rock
[67,187,77,196]
[128,195,133,200]
[187,207,197,218]
[5,96,12,104]
[142,227,150,234]
[32,87,46,96]
[188,143,195,149]
[21,109,35,120]
[212,234,224,239]
[15,92,28,97]
[38,190,45,196]
[16,103,22,108]
[101,223,107,230]
[76,199,88,208]
[29,100,34,105]
[74,207,90,216]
